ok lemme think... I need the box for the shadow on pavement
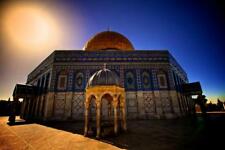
[7,120,34,126]
[33,113,225,150]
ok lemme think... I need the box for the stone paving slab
[1,114,224,150]
[0,117,121,150]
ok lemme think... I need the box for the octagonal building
[19,31,194,121]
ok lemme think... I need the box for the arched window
[159,76,165,86]
[125,71,136,90]
[57,70,67,90]
[142,71,151,90]
[157,72,168,89]
[74,72,85,90]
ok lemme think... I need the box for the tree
[217,99,224,111]
[195,95,207,117]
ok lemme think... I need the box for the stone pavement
[0,117,121,150]
[1,114,225,150]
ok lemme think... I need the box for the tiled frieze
[67,70,74,91]
[151,69,159,90]
[136,69,142,90]
[120,65,125,87]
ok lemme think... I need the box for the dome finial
[107,26,110,31]
[103,63,107,70]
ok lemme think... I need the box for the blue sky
[0,0,224,102]
[66,0,225,101]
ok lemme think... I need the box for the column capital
[112,99,118,108]
[95,98,101,109]
[84,101,90,109]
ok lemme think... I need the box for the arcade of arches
[84,85,126,138]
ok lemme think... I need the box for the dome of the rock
[83,31,134,51]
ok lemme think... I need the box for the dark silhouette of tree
[0,99,22,116]
[217,99,224,111]
[195,95,207,118]
[206,101,218,111]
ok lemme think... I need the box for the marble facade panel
[126,92,138,119]
[53,92,66,120]
[71,92,85,120]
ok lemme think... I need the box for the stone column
[8,97,18,124]
[33,97,38,117]
[30,97,35,118]
[43,95,49,121]
[137,91,145,119]
[121,95,127,131]
[23,98,28,119]
[84,99,89,136]
[45,92,55,120]
[38,96,44,118]
[35,97,40,117]
[26,98,31,119]
[20,98,26,118]
[108,101,112,120]
[29,98,34,119]
[64,92,72,120]
[154,91,163,118]
[152,69,163,118]
[167,70,181,116]
[96,98,101,138]
[170,91,181,117]
[179,94,186,115]
[113,97,118,135]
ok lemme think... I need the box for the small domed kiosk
[84,66,127,138]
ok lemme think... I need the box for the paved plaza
[0,113,224,150]
[0,117,120,150]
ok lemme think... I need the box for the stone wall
[24,50,192,121]
[24,90,194,121]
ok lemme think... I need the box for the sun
[1,3,59,50]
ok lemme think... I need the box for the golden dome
[83,31,134,51]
